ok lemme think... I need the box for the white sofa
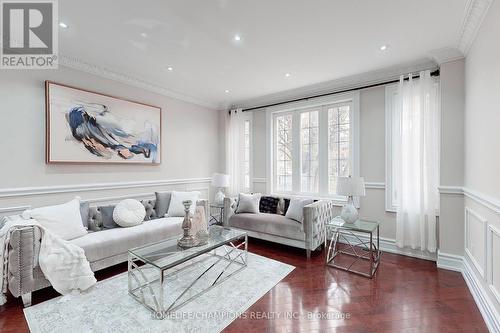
[5,195,208,307]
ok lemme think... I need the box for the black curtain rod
[236,69,440,113]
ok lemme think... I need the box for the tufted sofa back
[87,199,158,231]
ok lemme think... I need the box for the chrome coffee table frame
[128,226,248,317]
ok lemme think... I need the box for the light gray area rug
[24,251,294,333]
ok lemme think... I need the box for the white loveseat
[223,196,335,258]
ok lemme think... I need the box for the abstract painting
[45,81,161,164]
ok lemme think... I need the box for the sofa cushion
[155,191,172,217]
[228,213,304,241]
[80,201,90,229]
[71,217,183,262]
[259,196,280,214]
[236,193,261,214]
[113,199,145,227]
[286,198,314,223]
[99,205,119,229]
[283,198,291,215]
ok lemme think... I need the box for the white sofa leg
[21,292,32,307]
[306,249,311,259]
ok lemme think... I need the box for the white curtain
[226,108,244,196]
[394,70,440,253]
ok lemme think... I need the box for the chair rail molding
[438,185,465,195]
[0,178,212,198]
[463,187,500,215]
[458,0,494,55]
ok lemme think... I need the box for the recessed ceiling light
[166,66,173,71]
[59,22,68,28]
[140,32,148,38]
[234,35,241,41]
[224,89,230,93]
[285,73,291,77]
[380,45,388,51]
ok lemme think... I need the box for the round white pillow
[113,199,146,227]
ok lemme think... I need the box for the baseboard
[462,258,500,333]
[436,251,500,332]
[437,251,464,272]
[337,233,437,261]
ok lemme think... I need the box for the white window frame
[266,92,360,203]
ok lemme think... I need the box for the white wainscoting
[488,224,500,305]
[0,178,211,217]
[436,186,500,333]
[465,207,488,279]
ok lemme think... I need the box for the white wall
[439,59,466,256]
[463,0,500,321]
[0,67,221,213]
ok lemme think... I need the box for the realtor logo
[1,0,58,69]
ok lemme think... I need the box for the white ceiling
[59,0,468,109]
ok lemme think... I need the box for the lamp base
[214,188,225,205]
[340,196,358,224]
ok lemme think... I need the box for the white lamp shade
[336,176,366,196]
[211,173,230,188]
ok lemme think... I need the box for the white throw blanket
[0,216,96,305]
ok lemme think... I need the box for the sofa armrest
[223,197,237,227]
[303,200,335,251]
[7,226,42,298]
[196,199,209,225]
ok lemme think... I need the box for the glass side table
[209,203,224,225]
[325,217,381,278]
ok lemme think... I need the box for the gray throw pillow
[155,191,172,217]
[99,205,119,229]
[80,201,90,229]
[236,193,262,214]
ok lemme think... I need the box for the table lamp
[336,176,366,224]
[211,173,230,205]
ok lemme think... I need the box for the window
[328,104,351,193]
[275,113,293,192]
[269,93,359,199]
[300,110,319,193]
[243,119,251,189]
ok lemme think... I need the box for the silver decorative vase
[177,200,199,248]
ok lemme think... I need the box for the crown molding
[458,0,494,55]
[427,47,465,65]
[231,58,438,110]
[59,55,218,110]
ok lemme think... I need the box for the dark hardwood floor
[0,238,488,333]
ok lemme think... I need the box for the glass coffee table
[325,217,381,278]
[128,225,248,317]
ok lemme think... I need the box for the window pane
[243,119,251,190]
[328,105,351,194]
[275,114,293,192]
[300,110,319,193]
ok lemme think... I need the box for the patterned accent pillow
[259,196,280,214]
[283,198,291,215]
